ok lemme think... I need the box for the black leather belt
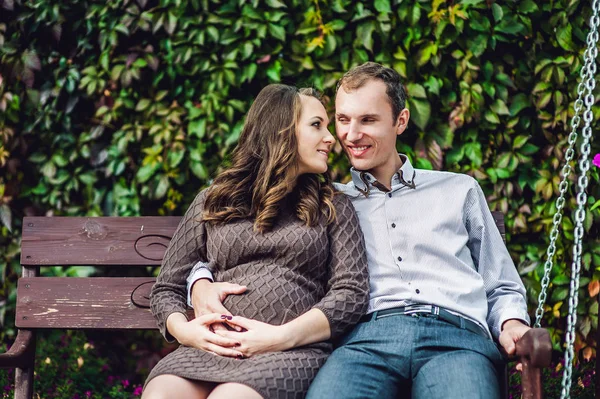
[360,305,489,339]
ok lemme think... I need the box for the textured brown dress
[146,190,369,398]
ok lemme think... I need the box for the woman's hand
[166,312,245,358]
[215,316,291,357]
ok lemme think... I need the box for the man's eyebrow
[335,113,379,118]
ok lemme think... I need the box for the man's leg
[411,350,500,399]
[411,316,504,399]
[306,315,416,399]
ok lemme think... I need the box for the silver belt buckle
[404,304,433,315]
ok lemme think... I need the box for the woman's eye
[312,121,321,128]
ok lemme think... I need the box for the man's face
[335,79,408,179]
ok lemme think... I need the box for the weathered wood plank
[16,277,193,329]
[21,217,181,266]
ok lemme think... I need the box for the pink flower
[122,379,130,388]
[133,386,143,396]
[256,54,271,64]
[593,153,600,168]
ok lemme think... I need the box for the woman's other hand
[166,312,245,358]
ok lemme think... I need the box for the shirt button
[397,256,402,262]
[391,223,396,228]
[415,289,420,294]
[388,193,392,198]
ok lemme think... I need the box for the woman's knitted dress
[146,191,369,399]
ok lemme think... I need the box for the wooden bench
[0,214,552,399]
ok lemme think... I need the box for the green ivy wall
[1,0,599,363]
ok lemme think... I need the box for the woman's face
[296,95,334,175]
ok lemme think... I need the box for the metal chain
[534,1,600,327]
[559,2,600,397]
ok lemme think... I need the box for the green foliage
[1,0,599,393]
[0,331,144,397]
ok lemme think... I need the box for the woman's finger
[205,343,244,358]
[196,313,230,325]
[223,316,253,330]
[210,322,229,332]
[204,331,241,348]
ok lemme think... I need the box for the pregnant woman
[142,84,369,399]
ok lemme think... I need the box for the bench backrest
[16,213,506,330]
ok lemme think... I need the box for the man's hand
[191,279,247,331]
[499,319,530,371]
[499,319,530,356]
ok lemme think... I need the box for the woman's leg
[142,375,216,399]
[207,383,263,399]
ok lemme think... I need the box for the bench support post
[15,266,38,399]
[14,341,35,399]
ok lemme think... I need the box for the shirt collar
[350,154,417,195]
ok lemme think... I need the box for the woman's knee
[142,375,214,399]
[208,383,263,399]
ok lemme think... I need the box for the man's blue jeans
[306,313,504,399]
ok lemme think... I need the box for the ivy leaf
[518,0,538,13]
[374,0,391,14]
[509,93,529,116]
[484,110,500,124]
[494,19,525,35]
[266,0,287,8]
[165,11,177,35]
[357,21,376,51]
[491,4,503,22]
[408,98,431,130]
[268,23,286,41]
[406,83,427,99]
[155,176,169,199]
[490,99,509,115]
[556,24,575,51]
[0,204,11,232]
[464,142,483,166]
[137,163,158,183]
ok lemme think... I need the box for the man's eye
[363,118,374,123]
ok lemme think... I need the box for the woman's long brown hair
[202,84,336,233]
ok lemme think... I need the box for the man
[186,62,530,398]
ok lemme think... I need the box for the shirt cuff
[186,262,214,307]
[491,309,531,340]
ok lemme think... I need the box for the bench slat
[21,217,181,266]
[16,277,192,329]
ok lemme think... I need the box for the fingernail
[220,315,228,319]
[227,316,233,320]
[237,354,244,359]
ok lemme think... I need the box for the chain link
[533,17,597,328]
[558,1,600,396]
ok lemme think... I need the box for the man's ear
[395,108,410,136]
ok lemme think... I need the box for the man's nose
[346,120,362,141]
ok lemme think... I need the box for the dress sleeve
[312,193,370,339]
[150,190,209,342]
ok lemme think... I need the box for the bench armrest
[0,329,36,369]
[515,328,552,399]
